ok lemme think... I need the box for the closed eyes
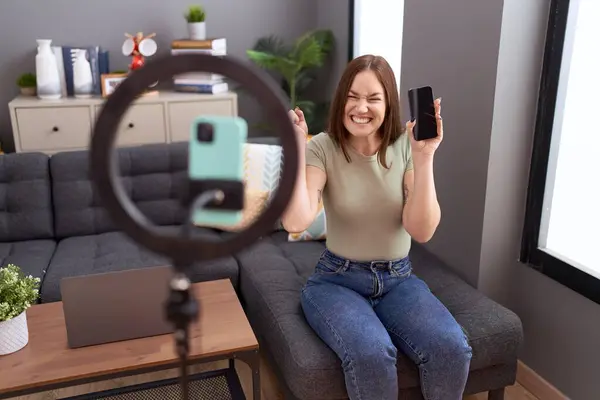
[348,94,382,102]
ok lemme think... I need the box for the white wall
[352,0,404,91]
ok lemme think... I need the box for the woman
[282,55,472,400]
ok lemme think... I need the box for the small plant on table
[185,5,206,22]
[0,264,40,355]
[16,73,36,96]
[185,5,207,40]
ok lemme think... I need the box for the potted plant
[16,73,37,96]
[185,5,206,40]
[246,29,335,133]
[0,264,40,355]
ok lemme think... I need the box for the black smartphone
[408,86,438,141]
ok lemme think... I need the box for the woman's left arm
[402,159,440,243]
[402,98,444,243]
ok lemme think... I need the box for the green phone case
[188,115,247,227]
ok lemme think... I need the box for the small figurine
[122,32,157,72]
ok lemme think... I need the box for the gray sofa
[0,142,523,400]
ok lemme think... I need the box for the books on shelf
[171,48,227,56]
[170,38,229,95]
[52,44,110,97]
[175,72,224,82]
[171,38,226,52]
[173,81,229,94]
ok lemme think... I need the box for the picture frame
[100,73,128,97]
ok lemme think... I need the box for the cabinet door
[168,100,235,142]
[94,104,166,147]
[16,106,91,151]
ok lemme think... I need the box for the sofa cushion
[50,143,189,238]
[236,231,522,400]
[0,240,56,281]
[50,138,286,239]
[0,152,54,241]
[40,227,239,303]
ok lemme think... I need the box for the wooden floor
[464,384,538,400]
[8,356,538,400]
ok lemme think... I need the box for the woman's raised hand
[289,107,309,141]
[406,97,444,158]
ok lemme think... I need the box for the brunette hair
[326,54,403,168]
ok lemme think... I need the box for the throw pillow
[243,142,283,197]
[287,134,327,242]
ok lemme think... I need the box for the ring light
[90,53,299,266]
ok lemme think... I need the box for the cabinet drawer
[16,106,91,151]
[168,100,235,142]
[94,103,166,146]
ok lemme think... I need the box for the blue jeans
[300,249,472,400]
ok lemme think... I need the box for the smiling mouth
[350,115,373,124]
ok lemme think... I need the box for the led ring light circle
[90,54,298,264]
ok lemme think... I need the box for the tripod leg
[166,274,199,400]
[175,328,190,400]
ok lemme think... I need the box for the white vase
[188,22,206,40]
[0,311,29,355]
[35,39,62,100]
[73,49,94,98]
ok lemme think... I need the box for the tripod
[166,190,223,400]
[89,52,299,400]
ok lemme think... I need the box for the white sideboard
[8,90,238,154]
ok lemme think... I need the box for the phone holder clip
[182,179,245,211]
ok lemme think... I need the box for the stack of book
[170,38,229,94]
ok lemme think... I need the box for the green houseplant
[0,264,40,355]
[16,73,36,96]
[246,29,335,133]
[185,5,207,40]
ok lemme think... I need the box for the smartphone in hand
[408,86,438,141]
[188,115,247,227]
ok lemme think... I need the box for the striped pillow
[242,143,283,196]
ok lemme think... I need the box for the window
[348,0,404,90]
[521,0,600,304]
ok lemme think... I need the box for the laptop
[60,265,175,348]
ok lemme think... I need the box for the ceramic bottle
[35,39,62,100]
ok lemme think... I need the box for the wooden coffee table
[0,279,260,400]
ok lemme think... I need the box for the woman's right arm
[280,110,327,233]
[281,163,327,233]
